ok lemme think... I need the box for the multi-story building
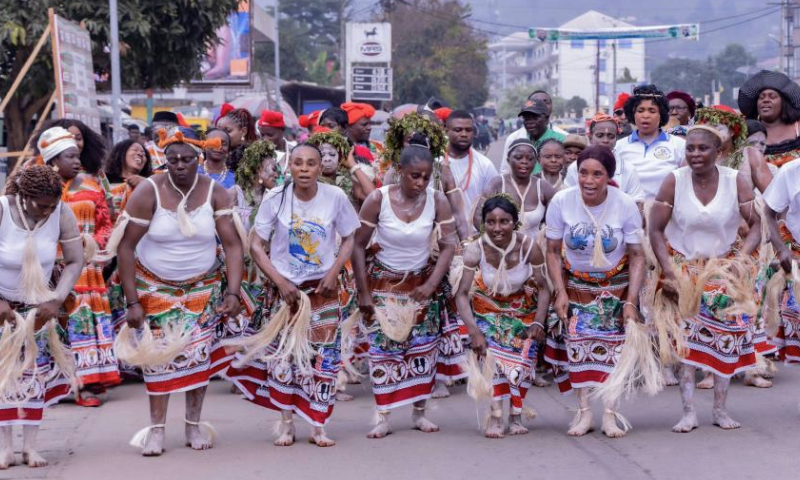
[488,10,646,114]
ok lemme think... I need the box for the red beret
[258,110,285,128]
[341,102,376,124]
[614,93,630,111]
[666,91,697,117]
[434,107,452,122]
[299,111,322,130]
[219,103,234,118]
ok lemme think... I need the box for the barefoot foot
[712,408,741,430]
[22,450,48,468]
[141,427,165,457]
[532,375,552,388]
[185,422,214,450]
[484,413,505,439]
[309,427,336,447]
[412,408,439,433]
[274,420,295,447]
[507,414,529,436]
[662,367,679,386]
[671,410,699,433]
[567,408,594,436]
[367,413,392,439]
[743,373,772,388]
[336,391,354,402]
[431,383,450,399]
[601,410,629,438]
[0,449,15,470]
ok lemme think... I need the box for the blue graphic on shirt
[565,223,618,253]
[289,214,326,275]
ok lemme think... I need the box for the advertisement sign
[529,23,700,41]
[347,22,392,63]
[194,1,251,84]
[51,14,101,132]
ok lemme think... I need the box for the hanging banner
[529,24,700,42]
[51,14,101,132]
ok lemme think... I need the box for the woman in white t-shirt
[226,144,360,448]
[544,145,645,438]
[353,136,460,439]
[649,126,761,434]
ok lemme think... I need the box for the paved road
[5,364,800,480]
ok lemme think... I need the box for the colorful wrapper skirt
[135,262,225,395]
[672,253,756,377]
[473,276,538,414]
[0,303,72,426]
[545,260,628,394]
[226,280,343,427]
[363,260,462,411]
[771,225,800,362]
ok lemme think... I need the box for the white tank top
[502,176,545,239]
[137,178,218,281]
[480,234,535,295]
[0,196,61,302]
[375,185,436,271]
[665,166,741,259]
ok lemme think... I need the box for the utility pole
[785,0,796,79]
[594,39,600,113]
[273,0,282,110]
[109,0,123,141]
[611,40,617,105]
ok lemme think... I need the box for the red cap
[299,110,322,130]
[353,144,374,163]
[614,93,630,111]
[341,102,376,124]
[176,112,189,128]
[219,103,234,118]
[258,110,285,128]
[434,107,452,123]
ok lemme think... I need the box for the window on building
[619,39,633,49]
[599,39,607,48]
[571,39,584,49]
[599,59,607,72]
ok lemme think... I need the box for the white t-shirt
[254,182,360,284]
[614,130,685,200]
[763,158,800,241]
[546,186,643,273]
[563,156,646,202]
[444,148,498,214]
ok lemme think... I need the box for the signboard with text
[52,14,101,132]
[529,23,700,41]
[346,22,392,101]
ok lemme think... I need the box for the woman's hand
[622,302,643,324]
[34,300,62,329]
[357,291,375,322]
[217,294,242,317]
[277,278,301,310]
[126,303,145,328]
[521,323,545,343]
[778,247,793,274]
[554,289,569,321]
[315,271,340,299]
[468,328,487,356]
[410,282,436,303]
[661,272,680,302]
[343,150,357,169]
[0,300,15,326]
[126,175,145,188]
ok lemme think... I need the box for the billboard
[51,14,101,132]
[194,1,251,84]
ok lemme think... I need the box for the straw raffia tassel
[605,409,633,433]
[375,297,419,343]
[46,319,81,394]
[104,212,151,257]
[129,424,165,449]
[229,292,316,373]
[521,406,537,420]
[0,310,39,405]
[114,321,193,368]
[594,319,663,406]
[338,310,363,379]
[184,419,217,446]
[677,258,725,320]
[717,256,759,318]
[464,350,496,401]
[19,235,58,305]
[81,232,99,264]
[652,288,688,364]
[448,255,464,290]
[214,209,249,253]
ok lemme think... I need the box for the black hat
[738,70,800,119]
[151,111,179,125]
[518,99,549,117]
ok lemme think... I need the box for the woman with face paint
[0,165,82,470]
[308,130,376,210]
[116,130,244,456]
[650,126,761,433]
[39,127,120,407]
[352,135,459,439]
[226,143,360,447]
[545,145,646,438]
[456,195,551,438]
[199,128,235,189]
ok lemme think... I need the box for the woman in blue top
[199,129,236,189]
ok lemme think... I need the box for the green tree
[1,0,237,154]
[712,43,756,107]
[650,58,715,101]
[617,67,637,84]
[378,0,488,109]
[497,83,545,119]
[565,96,588,117]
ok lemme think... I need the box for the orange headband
[157,129,222,151]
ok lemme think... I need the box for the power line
[643,7,781,44]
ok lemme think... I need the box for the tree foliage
[377,0,488,109]
[1,0,237,153]
[497,83,545,119]
[565,96,588,117]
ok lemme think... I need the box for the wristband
[225,291,242,303]
[623,301,638,310]
[349,164,362,175]
[126,300,140,308]
[532,321,545,330]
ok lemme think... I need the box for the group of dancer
[3,70,800,468]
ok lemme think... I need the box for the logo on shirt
[565,223,618,253]
[289,215,326,272]
[652,145,672,160]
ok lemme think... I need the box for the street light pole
[109,0,122,141]
[273,0,282,110]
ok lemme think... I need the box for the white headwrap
[37,126,78,163]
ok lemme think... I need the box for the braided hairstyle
[223,109,257,171]
[5,165,64,199]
